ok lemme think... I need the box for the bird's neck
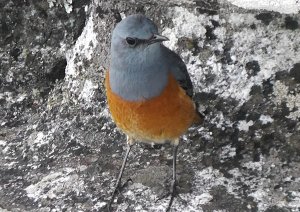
[109,45,169,101]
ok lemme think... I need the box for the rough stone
[1,0,300,212]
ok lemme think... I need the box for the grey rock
[1,0,300,211]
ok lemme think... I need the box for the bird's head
[111,14,168,55]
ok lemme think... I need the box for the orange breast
[105,71,199,143]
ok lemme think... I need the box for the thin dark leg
[108,144,132,211]
[165,144,179,212]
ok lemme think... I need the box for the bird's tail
[193,102,205,125]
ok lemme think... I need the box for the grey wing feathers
[161,45,194,98]
[162,45,205,121]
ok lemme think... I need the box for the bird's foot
[156,180,186,212]
[121,178,133,189]
[107,178,133,212]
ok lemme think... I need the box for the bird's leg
[155,141,184,210]
[108,141,133,211]
[165,142,179,212]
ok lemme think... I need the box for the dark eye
[126,37,137,46]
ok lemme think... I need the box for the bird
[105,14,203,211]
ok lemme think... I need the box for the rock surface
[1,0,300,211]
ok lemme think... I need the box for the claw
[121,178,133,189]
[155,181,186,212]
[165,180,178,212]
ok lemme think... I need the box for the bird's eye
[126,37,137,46]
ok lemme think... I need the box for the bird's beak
[148,34,169,45]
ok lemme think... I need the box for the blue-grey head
[109,14,170,101]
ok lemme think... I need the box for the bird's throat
[109,66,168,101]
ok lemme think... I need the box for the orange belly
[105,71,199,143]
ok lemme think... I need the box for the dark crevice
[46,58,67,83]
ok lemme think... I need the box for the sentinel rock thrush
[105,14,203,211]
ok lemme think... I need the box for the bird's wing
[161,45,194,98]
[162,45,205,122]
